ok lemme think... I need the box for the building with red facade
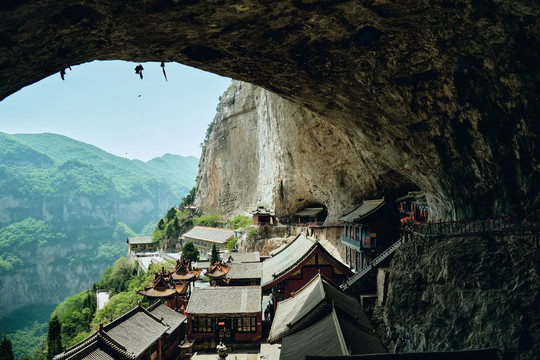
[339,199,400,271]
[261,233,352,312]
[185,286,262,345]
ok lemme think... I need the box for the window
[236,316,256,332]
[193,316,212,333]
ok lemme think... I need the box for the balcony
[341,235,360,250]
[341,234,374,250]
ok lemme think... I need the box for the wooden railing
[341,211,540,291]
[341,235,407,291]
[406,211,540,238]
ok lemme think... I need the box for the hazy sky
[0,60,231,161]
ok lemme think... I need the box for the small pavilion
[251,206,276,225]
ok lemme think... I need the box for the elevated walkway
[341,236,407,293]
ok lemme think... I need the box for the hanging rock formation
[196,81,410,222]
[0,0,538,219]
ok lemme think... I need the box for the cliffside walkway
[340,211,540,292]
[408,211,540,238]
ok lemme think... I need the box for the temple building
[54,303,170,360]
[148,301,187,359]
[271,274,386,359]
[170,258,202,308]
[339,199,400,271]
[137,270,180,304]
[295,207,327,226]
[186,286,262,344]
[251,206,276,225]
[261,233,352,312]
[206,260,231,285]
[396,191,429,224]
[180,226,235,253]
[225,262,262,286]
[52,330,136,360]
[126,236,157,254]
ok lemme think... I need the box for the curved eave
[262,243,352,291]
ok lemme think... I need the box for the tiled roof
[337,314,386,355]
[280,310,349,360]
[53,331,135,360]
[304,349,501,360]
[339,199,385,222]
[206,262,230,279]
[103,306,169,357]
[223,252,260,263]
[137,271,177,299]
[148,302,186,335]
[171,259,202,281]
[295,207,325,217]
[186,286,261,314]
[269,274,327,342]
[182,226,235,244]
[261,234,317,287]
[269,274,372,342]
[126,237,153,245]
[227,262,262,280]
[137,287,177,298]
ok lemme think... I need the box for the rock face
[0,0,539,219]
[0,241,108,315]
[196,81,410,222]
[380,233,540,359]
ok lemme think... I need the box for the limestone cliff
[196,81,411,223]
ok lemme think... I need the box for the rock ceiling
[0,0,538,218]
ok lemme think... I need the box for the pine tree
[210,243,220,265]
[181,242,199,262]
[0,334,15,360]
[47,315,62,360]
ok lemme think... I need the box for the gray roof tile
[280,310,349,360]
[227,262,262,280]
[182,226,234,244]
[261,234,317,287]
[186,286,261,314]
[148,302,186,335]
[339,199,385,222]
[224,252,260,263]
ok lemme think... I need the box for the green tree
[226,236,238,251]
[157,218,165,230]
[182,242,199,262]
[46,315,62,360]
[179,187,196,207]
[210,243,220,265]
[0,334,15,360]
[165,207,177,221]
[108,258,135,294]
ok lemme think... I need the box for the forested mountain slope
[0,131,198,318]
